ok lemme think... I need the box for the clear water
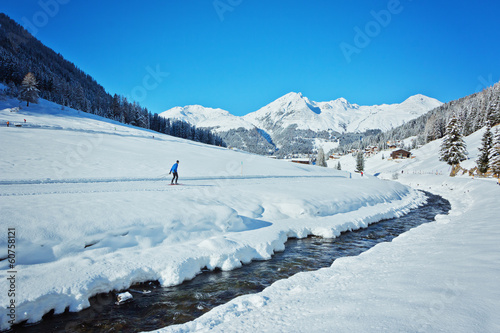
[12,191,450,333]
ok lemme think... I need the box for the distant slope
[160,105,275,154]
[160,105,255,132]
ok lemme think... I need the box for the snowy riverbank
[153,174,499,333]
[150,129,500,332]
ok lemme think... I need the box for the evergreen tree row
[150,113,225,146]
[0,13,225,148]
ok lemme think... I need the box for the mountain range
[160,92,442,155]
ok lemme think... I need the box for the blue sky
[2,0,500,116]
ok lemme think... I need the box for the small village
[284,140,414,166]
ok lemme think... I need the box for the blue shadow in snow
[240,216,273,231]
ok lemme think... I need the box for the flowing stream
[12,191,450,333]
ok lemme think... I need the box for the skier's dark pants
[171,172,178,184]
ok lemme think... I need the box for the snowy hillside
[332,124,500,177]
[153,125,500,333]
[0,95,426,330]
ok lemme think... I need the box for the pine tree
[317,148,327,167]
[463,106,477,135]
[433,117,445,140]
[6,81,18,98]
[477,121,493,173]
[439,115,467,166]
[424,114,438,142]
[20,72,39,106]
[489,128,500,177]
[488,96,500,126]
[356,152,364,172]
[111,94,121,120]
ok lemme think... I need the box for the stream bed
[13,191,450,333]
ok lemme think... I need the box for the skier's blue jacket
[170,163,178,173]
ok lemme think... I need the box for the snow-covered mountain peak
[243,92,323,130]
[273,92,321,111]
[401,94,442,108]
[405,93,429,101]
[160,105,255,132]
[321,97,359,111]
[281,91,303,100]
[273,91,310,107]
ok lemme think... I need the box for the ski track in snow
[0,174,345,186]
[0,176,345,197]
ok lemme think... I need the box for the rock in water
[116,292,133,304]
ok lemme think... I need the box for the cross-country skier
[169,160,179,184]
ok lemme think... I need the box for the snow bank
[0,97,426,330]
[153,128,500,333]
[0,176,423,330]
[157,176,500,333]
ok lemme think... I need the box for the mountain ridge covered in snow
[160,92,442,155]
[161,92,442,134]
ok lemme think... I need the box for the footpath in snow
[150,128,500,332]
[0,96,425,330]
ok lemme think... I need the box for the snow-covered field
[0,96,426,330]
[149,125,500,331]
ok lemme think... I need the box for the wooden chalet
[291,158,311,165]
[390,149,412,159]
